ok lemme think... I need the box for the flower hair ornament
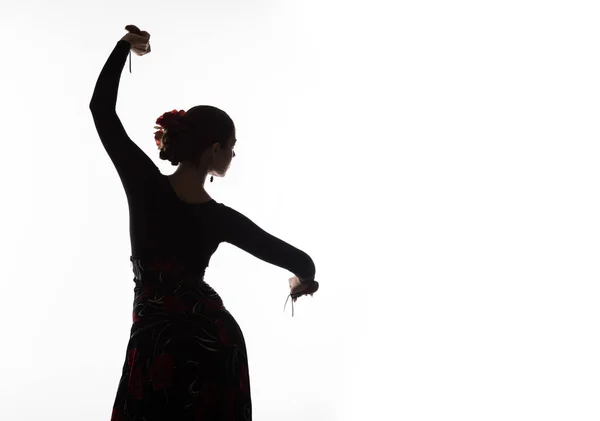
[154,109,185,151]
[154,109,214,182]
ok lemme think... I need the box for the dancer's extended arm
[218,204,316,283]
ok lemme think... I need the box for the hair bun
[154,105,235,167]
[154,109,187,152]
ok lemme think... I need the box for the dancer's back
[89,38,316,284]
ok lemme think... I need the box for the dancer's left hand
[121,25,151,56]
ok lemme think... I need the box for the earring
[210,175,214,183]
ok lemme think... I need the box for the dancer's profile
[89,25,318,421]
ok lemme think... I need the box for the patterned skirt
[110,258,252,421]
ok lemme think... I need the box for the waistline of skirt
[129,257,225,322]
[130,257,206,283]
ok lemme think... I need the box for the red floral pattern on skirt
[110,259,252,420]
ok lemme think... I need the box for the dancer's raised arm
[89,33,158,197]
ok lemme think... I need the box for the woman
[89,25,319,421]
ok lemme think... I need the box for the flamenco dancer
[89,25,319,421]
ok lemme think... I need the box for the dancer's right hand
[289,276,319,302]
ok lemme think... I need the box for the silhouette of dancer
[89,25,319,421]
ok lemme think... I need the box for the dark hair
[157,105,235,167]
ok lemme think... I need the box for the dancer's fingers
[291,281,318,299]
[125,26,150,42]
[125,25,141,34]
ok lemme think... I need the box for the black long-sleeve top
[89,40,315,283]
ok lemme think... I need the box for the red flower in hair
[154,109,186,150]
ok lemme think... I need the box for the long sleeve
[218,204,316,283]
[89,40,159,197]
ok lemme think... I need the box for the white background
[1,0,599,420]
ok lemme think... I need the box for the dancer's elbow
[89,96,106,112]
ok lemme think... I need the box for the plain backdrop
[1,0,599,420]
